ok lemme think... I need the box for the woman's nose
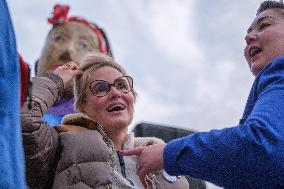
[245,32,257,45]
[58,51,72,62]
[108,86,122,98]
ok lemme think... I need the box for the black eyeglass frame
[89,75,134,97]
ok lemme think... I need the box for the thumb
[72,69,83,77]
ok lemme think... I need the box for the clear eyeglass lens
[90,76,133,97]
[114,77,131,93]
[91,81,109,97]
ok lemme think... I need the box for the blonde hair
[74,53,137,112]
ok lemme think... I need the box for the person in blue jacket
[121,1,284,188]
[0,0,26,188]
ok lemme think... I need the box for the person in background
[21,53,189,188]
[121,1,284,188]
[36,4,112,125]
[0,0,26,188]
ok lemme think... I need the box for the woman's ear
[80,99,87,113]
[80,106,86,114]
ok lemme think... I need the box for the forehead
[49,22,98,39]
[90,66,123,82]
[248,9,284,33]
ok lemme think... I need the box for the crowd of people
[1,0,284,189]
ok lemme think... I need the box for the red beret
[48,4,112,56]
[19,54,29,106]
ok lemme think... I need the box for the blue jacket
[0,1,26,188]
[164,56,284,189]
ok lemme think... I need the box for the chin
[252,65,267,76]
[114,121,130,127]
[111,119,131,128]
[251,67,260,76]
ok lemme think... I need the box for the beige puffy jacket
[21,74,189,189]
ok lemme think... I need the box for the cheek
[262,31,283,49]
[83,96,102,117]
[128,103,134,116]
[263,35,284,60]
[272,36,284,54]
[42,44,59,61]
[127,95,135,117]
[72,46,90,62]
[244,46,250,63]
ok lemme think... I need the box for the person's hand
[120,143,166,187]
[53,62,82,86]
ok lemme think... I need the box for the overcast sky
[8,0,264,188]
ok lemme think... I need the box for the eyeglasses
[89,76,133,97]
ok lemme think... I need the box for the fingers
[119,147,144,156]
[122,146,162,188]
[145,174,155,188]
[120,147,147,187]
[135,157,150,188]
[138,167,148,188]
[54,62,80,73]
[72,69,83,77]
[62,62,79,69]
[53,62,82,84]
[55,62,76,71]
[138,169,155,188]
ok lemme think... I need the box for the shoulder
[32,73,63,88]
[265,56,284,71]
[255,56,284,92]
[61,113,98,130]
[258,56,284,79]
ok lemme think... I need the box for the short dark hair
[257,0,284,15]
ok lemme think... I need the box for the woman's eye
[80,42,88,49]
[117,83,127,90]
[52,35,65,42]
[116,80,128,90]
[92,84,107,94]
[259,23,270,31]
[78,40,91,50]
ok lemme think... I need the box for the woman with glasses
[21,53,188,189]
